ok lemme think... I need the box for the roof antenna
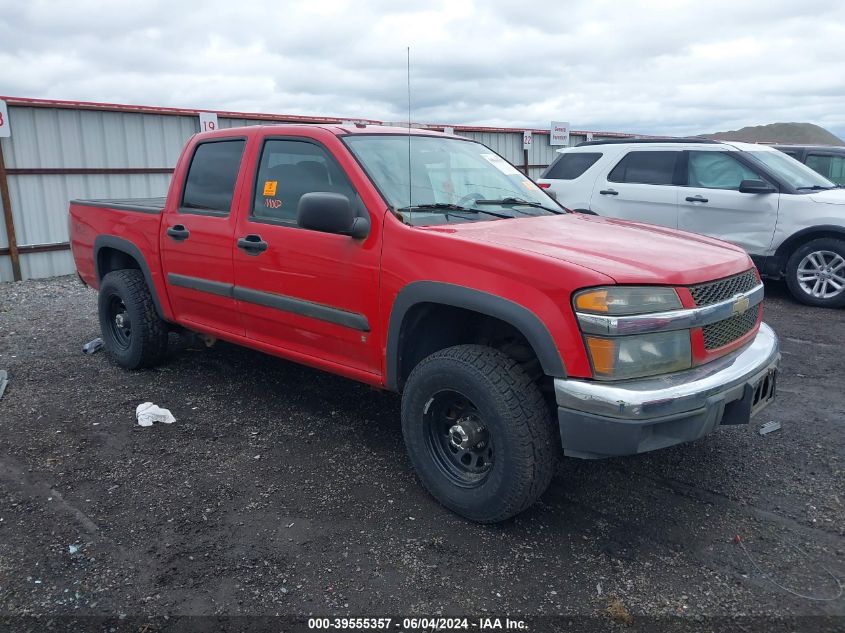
[407,46,412,223]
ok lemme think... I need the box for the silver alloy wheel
[797,250,845,299]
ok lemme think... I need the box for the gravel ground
[0,275,842,628]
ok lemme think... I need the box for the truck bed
[69,197,167,302]
[70,197,166,214]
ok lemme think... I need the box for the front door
[590,149,681,228]
[678,150,779,254]
[160,138,246,335]
[232,136,382,375]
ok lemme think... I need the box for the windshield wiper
[796,185,835,191]
[475,197,564,214]
[397,203,512,219]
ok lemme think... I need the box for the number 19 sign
[199,111,218,133]
[0,99,11,138]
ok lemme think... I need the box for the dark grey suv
[774,145,845,186]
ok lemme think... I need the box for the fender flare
[93,235,165,319]
[386,281,567,391]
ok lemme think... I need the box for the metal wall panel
[0,105,199,281]
[2,107,198,169]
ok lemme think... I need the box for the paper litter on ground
[136,402,176,427]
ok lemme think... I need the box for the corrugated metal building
[0,96,640,282]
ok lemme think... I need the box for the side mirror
[739,179,776,194]
[297,192,371,239]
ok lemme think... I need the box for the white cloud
[0,0,843,137]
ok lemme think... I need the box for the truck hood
[422,213,752,285]
[807,188,845,206]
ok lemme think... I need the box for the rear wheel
[401,345,558,523]
[98,269,168,368]
[785,238,845,308]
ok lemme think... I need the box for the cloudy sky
[1,0,844,137]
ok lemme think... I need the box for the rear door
[160,137,246,335]
[231,135,382,375]
[590,149,681,227]
[678,150,778,254]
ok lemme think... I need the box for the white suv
[538,139,845,307]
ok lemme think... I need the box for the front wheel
[401,345,559,523]
[785,238,845,308]
[98,269,169,368]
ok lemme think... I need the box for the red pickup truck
[70,124,780,522]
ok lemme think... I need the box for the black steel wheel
[424,390,494,487]
[106,295,132,351]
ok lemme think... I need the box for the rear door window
[543,152,602,180]
[687,151,762,190]
[181,139,246,214]
[806,153,845,185]
[608,151,678,185]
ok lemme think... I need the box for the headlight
[584,330,691,380]
[575,286,689,380]
[574,286,681,315]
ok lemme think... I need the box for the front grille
[702,305,760,350]
[689,269,758,306]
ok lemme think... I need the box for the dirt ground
[0,275,842,629]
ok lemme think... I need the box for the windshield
[343,135,563,225]
[746,150,836,191]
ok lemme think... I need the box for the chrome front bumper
[555,323,780,459]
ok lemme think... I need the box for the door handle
[166,225,190,241]
[685,195,709,203]
[599,189,619,196]
[237,234,268,255]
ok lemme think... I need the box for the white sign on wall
[586,132,594,142]
[522,131,532,150]
[444,126,455,135]
[550,121,570,146]
[0,100,11,138]
[199,111,218,133]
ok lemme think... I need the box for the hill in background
[702,122,843,145]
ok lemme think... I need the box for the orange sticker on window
[263,180,278,196]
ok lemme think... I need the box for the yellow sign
[263,180,278,196]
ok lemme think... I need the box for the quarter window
[608,151,678,185]
[253,140,358,223]
[543,152,602,180]
[687,151,761,190]
[181,140,245,213]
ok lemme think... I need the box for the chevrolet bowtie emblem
[732,295,750,315]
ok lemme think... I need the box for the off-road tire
[98,270,168,369]
[785,237,845,308]
[401,344,559,523]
